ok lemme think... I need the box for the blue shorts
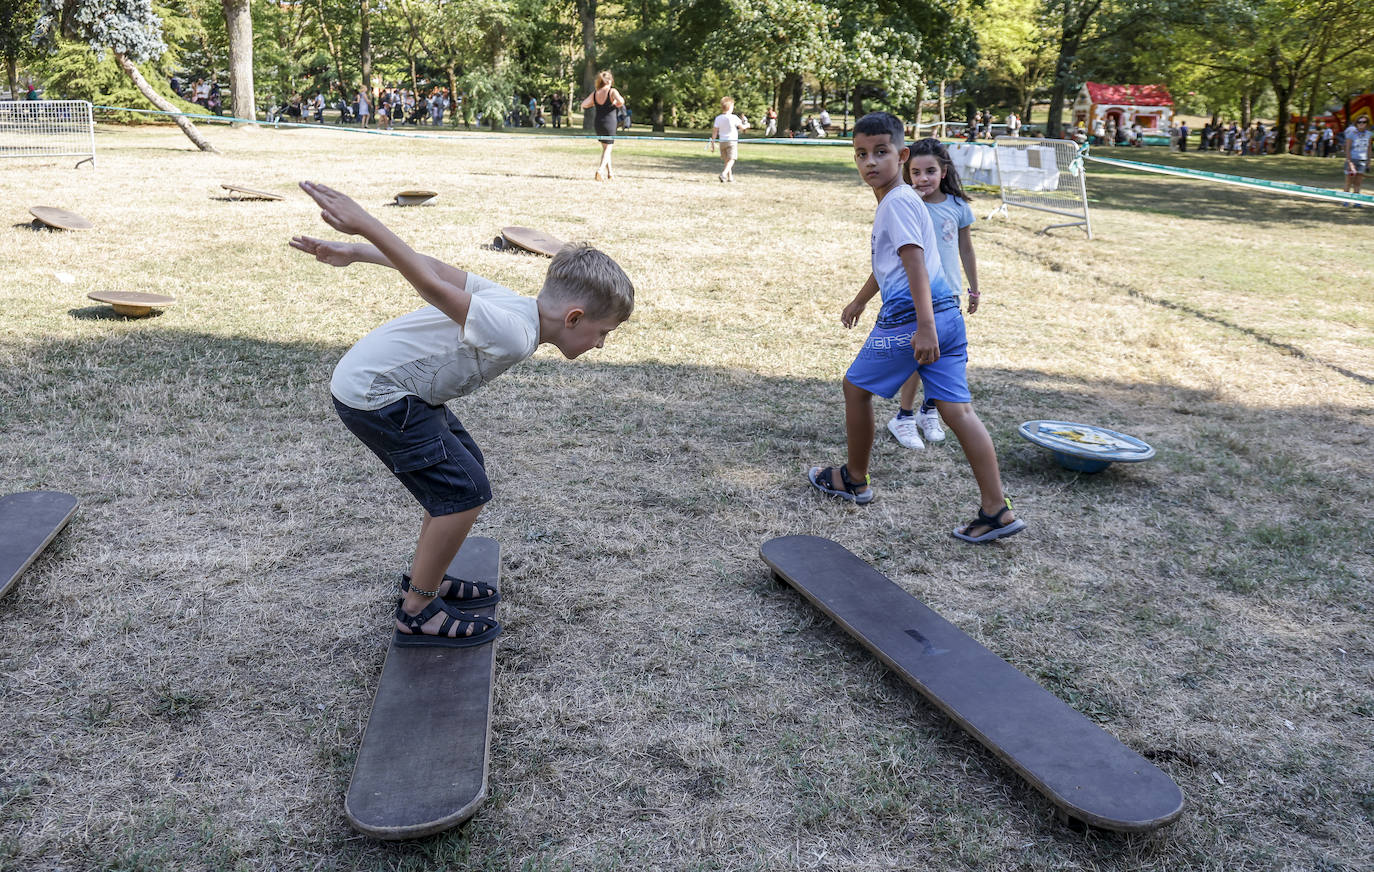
[845,302,972,402]
[333,394,491,516]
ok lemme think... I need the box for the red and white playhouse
[1072,82,1174,131]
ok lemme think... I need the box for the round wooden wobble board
[221,184,285,201]
[29,206,93,231]
[500,226,566,258]
[395,190,438,206]
[87,291,176,318]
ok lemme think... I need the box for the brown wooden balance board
[1,491,79,601]
[344,536,501,839]
[760,535,1184,832]
[86,291,176,317]
[496,226,565,257]
[29,206,92,231]
[220,184,285,201]
[394,190,438,206]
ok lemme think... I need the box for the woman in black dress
[580,70,625,181]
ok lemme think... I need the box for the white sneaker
[916,409,946,443]
[887,415,924,450]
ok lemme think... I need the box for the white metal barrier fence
[0,100,96,168]
[988,137,1090,238]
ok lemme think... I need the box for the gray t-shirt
[330,274,540,410]
[1346,126,1371,161]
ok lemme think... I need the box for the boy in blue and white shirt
[808,113,1024,543]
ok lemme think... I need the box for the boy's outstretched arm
[290,235,471,288]
[297,181,473,326]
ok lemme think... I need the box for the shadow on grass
[11,221,83,233]
[5,327,1369,546]
[66,306,168,321]
[3,328,1372,867]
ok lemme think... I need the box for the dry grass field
[1,123,1371,871]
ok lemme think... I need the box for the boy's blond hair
[539,243,634,322]
[720,96,735,111]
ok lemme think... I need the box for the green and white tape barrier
[1085,152,1372,207]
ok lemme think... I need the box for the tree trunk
[912,82,923,137]
[651,92,664,132]
[1271,76,1293,155]
[1303,39,1329,155]
[776,73,803,133]
[578,0,596,130]
[221,0,256,123]
[115,53,216,152]
[360,0,373,101]
[938,79,946,137]
[1240,88,1252,128]
[1046,1,1100,138]
[5,57,16,102]
[1046,60,1072,138]
[446,65,458,127]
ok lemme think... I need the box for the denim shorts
[333,394,491,516]
[844,300,973,402]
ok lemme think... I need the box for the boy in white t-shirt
[291,182,634,646]
[808,113,1023,544]
[709,96,748,182]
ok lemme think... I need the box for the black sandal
[952,499,1026,543]
[400,572,500,608]
[394,598,501,648]
[807,464,875,505]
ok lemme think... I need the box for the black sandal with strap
[808,464,875,505]
[400,572,500,608]
[394,598,501,648]
[951,499,1027,543]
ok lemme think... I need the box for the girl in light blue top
[886,138,982,451]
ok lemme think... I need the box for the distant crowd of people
[260,86,455,129]
[169,76,222,115]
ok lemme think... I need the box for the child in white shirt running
[709,97,748,182]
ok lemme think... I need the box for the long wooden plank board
[345,537,500,839]
[1,491,79,600]
[761,534,1183,832]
